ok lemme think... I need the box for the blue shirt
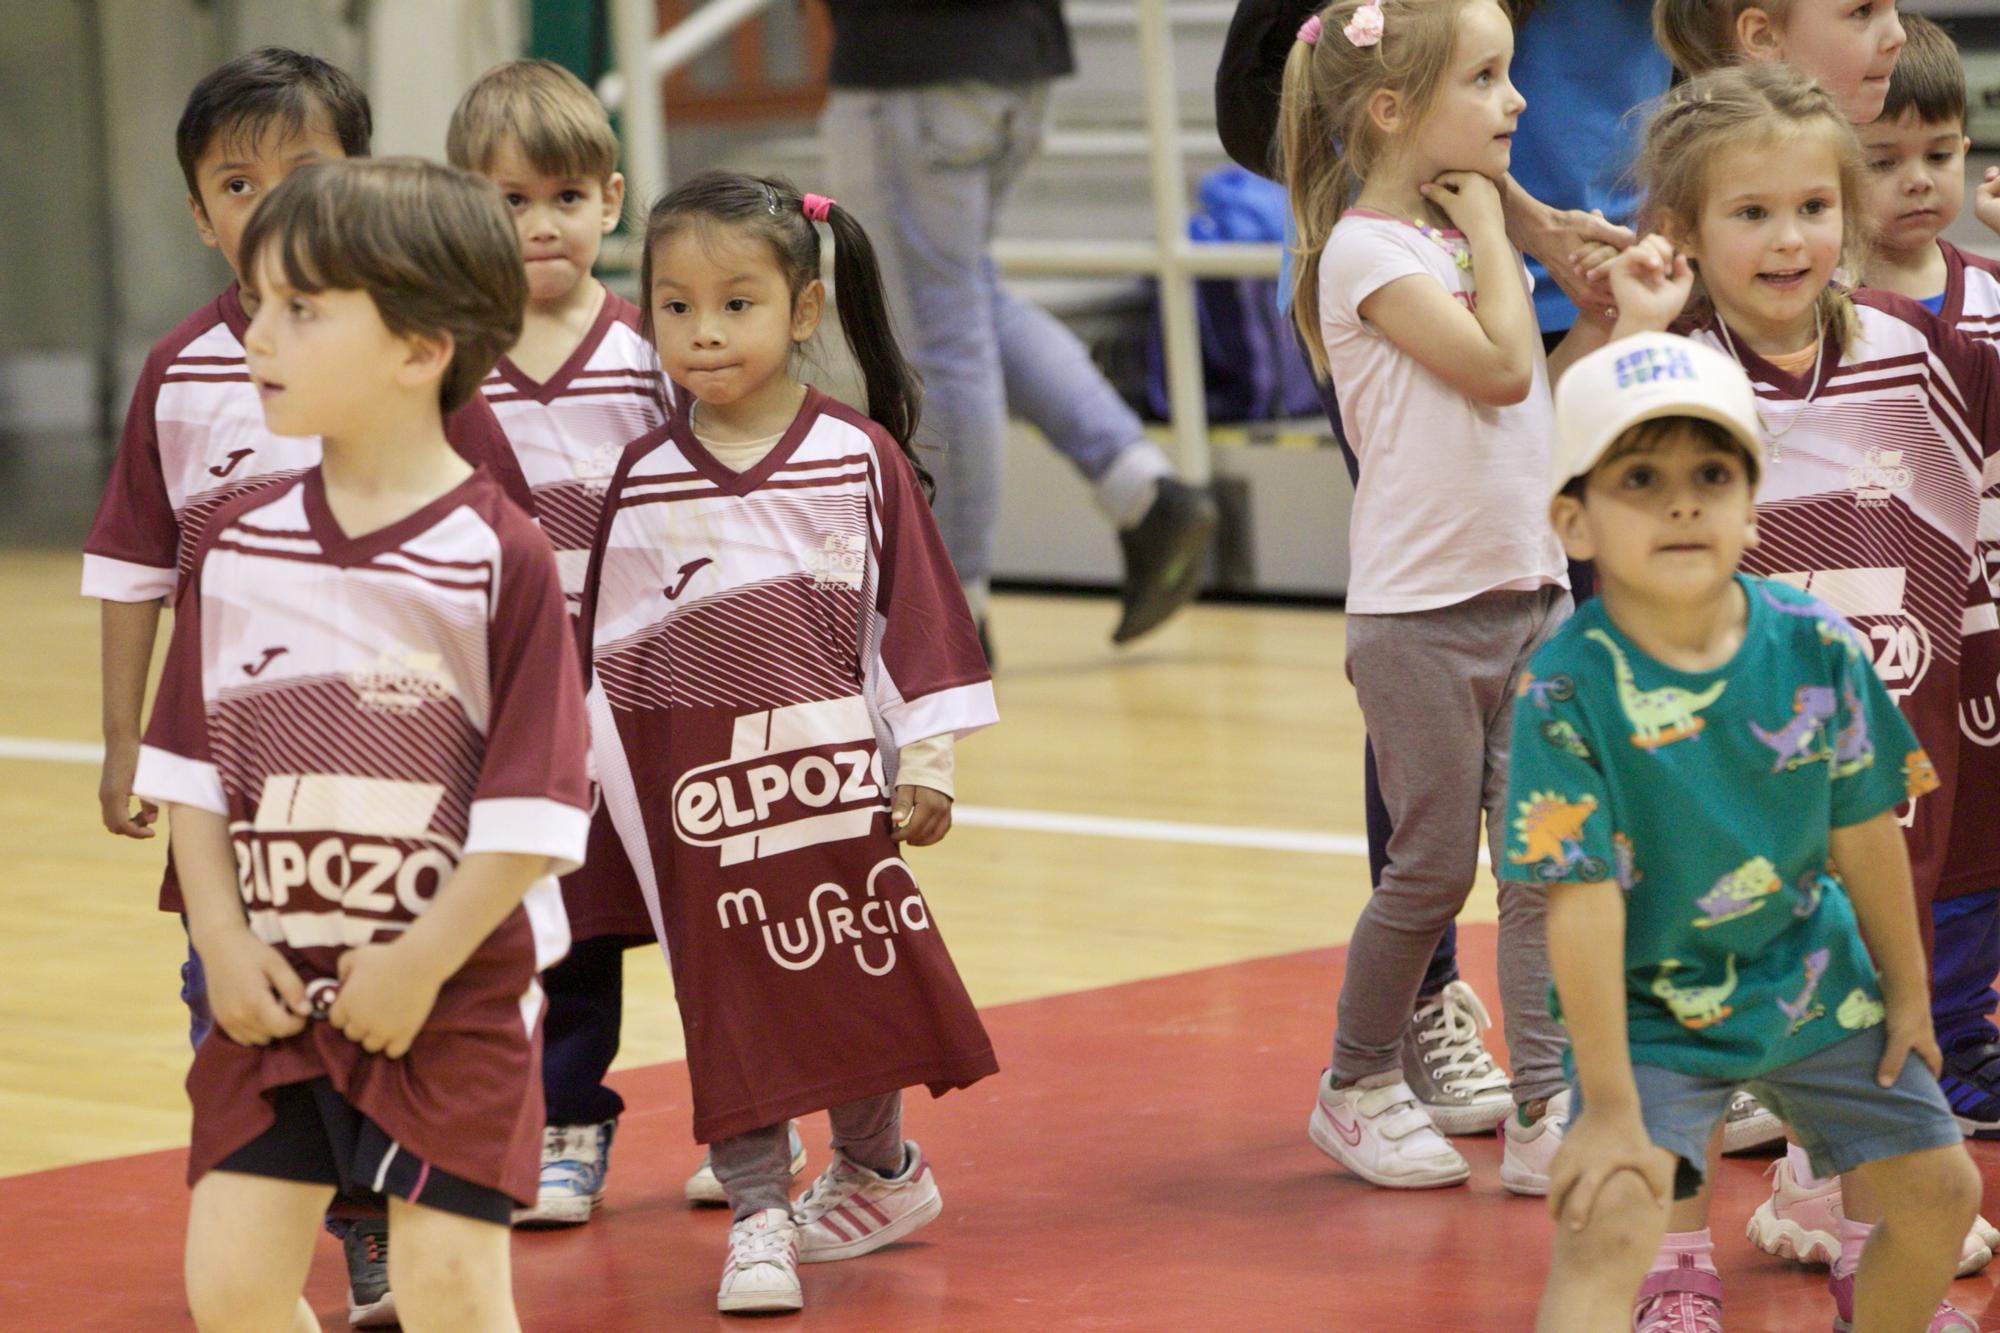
[1510,0,1670,333]
[1919,291,1947,315]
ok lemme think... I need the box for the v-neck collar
[672,386,822,496]
[301,466,488,566]
[492,286,617,402]
[1713,312,1840,401]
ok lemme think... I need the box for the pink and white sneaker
[1746,1158,1841,1266]
[1827,1270,1975,1332]
[1308,1069,1469,1189]
[794,1141,942,1263]
[1749,1161,1994,1277]
[1632,1256,1723,1333]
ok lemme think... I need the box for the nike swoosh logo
[208,448,254,478]
[1327,1109,1363,1148]
[243,646,288,677]
[664,557,713,601]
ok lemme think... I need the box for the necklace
[1712,311,1825,461]
[1411,219,1473,271]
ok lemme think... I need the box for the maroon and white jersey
[1935,242,2000,898]
[478,292,670,610]
[134,468,590,1201]
[1690,294,1997,925]
[582,388,998,1143]
[83,283,532,606]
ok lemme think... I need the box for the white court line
[3,733,1444,862]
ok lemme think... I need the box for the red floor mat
[7,926,1997,1329]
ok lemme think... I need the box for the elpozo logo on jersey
[1846,448,1912,507]
[349,647,453,712]
[672,696,886,866]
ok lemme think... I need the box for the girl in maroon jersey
[1583,62,2000,1332]
[579,171,998,1316]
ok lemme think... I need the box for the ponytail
[820,202,930,497]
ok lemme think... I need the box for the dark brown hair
[446,59,621,183]
[238,158,527,412]
[640,170,929,493]
[1561,415,1757,498]
[176,47,371,205]
[1880,14,1965,128]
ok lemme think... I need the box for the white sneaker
[1308,1069,1469,1189]
[512,1120,615,1227]
[1401,981,1513,1135]
[686,1121,808,1207]
[717,1208,802,1314]
[795,1141,943,1262]
[1499,1090,1571,1196]
[1720,1090,1785,1154]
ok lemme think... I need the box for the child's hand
[329,941,447,1058]
[1421,171,1507,241]
[99,737,159,838]
[1546,1107,1674,1231]
[202,927,311,1046]
[890,785,952,846]
[1976,166,2000,237]
[1877,996,1943,1087]
[1607,235,1694,337]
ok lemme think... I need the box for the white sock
[1094,442,1173,530]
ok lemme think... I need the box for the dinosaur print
[1778,947,1830,1036]
[1541,719,1594,763]
[1508,791,1608,882]
[1693,856,1782,928]
[1831,680,1873,777]
[1837,988,1885,1031]
[1613,833,1641,893]
[1794,870,1829,919]
[1750,685,1837,772]
[1757,584,1864,657]
[1903,750,1939,799]
[1586,629,1727,750]
[1652,956,1738,1029]
[1518,672,1575,710]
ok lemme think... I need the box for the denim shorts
[1572,1026,1963,1200]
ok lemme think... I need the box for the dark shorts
[214,1078,512,1226]
[1573,1026,1964,1200]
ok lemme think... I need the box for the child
[1857,13,2000,1147]
[133,156,591,1333]
[444,56,702,1230]
[1653,0,1907,126]
[1524,327,1979,1332]
[579,170,997,1315]
[1279,0,1587,1189]
[1612,61,1999,1329]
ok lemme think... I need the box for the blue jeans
[1933,888,2000,1049]
[822,82,1163,584]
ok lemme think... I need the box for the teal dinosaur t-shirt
[1505,575,1940,1080]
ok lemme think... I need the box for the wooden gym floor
[1,548,1995,1328]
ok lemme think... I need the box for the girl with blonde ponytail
[1281,0,1597,1201]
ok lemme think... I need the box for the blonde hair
[1280,0,1483,377]
[1652,0,1795,74]
[446,59,620,183]
[1636,63,1871,352]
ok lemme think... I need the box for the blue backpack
[1145,167,1321,423]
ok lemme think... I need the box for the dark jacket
[824,1,1075,89]
[1214,0,1316,180]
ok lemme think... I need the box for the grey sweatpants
[1331,586,1572,1105]
[710,1092,904,1221]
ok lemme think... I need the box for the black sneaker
[1112,478,1218,645]
[1942,1034,2000,1137]
[342,1218,396,1327]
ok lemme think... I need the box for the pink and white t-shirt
[477,291,670,610]
[1316,210,1569,614]
[134,467,590,1202]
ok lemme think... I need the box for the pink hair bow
[1344,0,1385,47]
[801,193,835,223]
[1297,14,1323,44]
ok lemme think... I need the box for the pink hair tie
[801,193,835,223]
[1344,0,1385,47]
[1297,14,1323,44]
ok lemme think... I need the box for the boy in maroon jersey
[1856,14,2000,1147]
[134,158,589,1333]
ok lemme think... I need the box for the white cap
[1550,333,1764,500]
